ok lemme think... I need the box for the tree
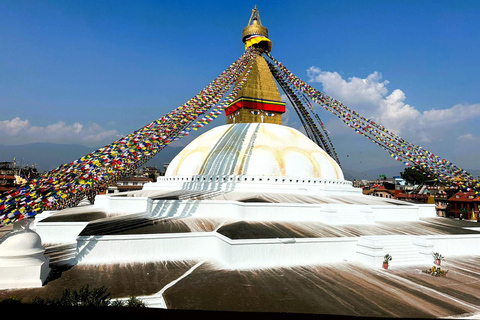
[400,166,435,185]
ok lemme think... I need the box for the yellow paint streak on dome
[249,145,285,176]
[170,147,210,176]
[165,123,344,180]
[251,125,330,178]
[284,125,342,179]
[249,146,328,178]
[285,147,322,177]
[166,125,232,176]
[328,154,342,179]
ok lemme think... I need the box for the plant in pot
[432,252,444,265]
[423,265,448,277]
[383,254,392,269]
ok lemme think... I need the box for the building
[107,176,153,193]
[143,166,164,179]
[433,191,449,217]
[105,167,160,193]
[362,185,396,199]
[0,162,16,195]
[447,191,480,220]
[394,184,451,217]
[0,161,40,195]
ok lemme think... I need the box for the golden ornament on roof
[242,6,269,39]
[242,6,272,52]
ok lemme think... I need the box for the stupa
[33,6,436,270]
[3,8,480,318]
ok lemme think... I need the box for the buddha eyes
[229,111,241,119]
[249,111,275,116]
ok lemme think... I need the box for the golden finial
[247,5,262,26]
[242,6,272,52]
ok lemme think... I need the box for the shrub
[110,296,146,307]
[0,296,23,305]
[30,285,111,307]
[4,285,146,308]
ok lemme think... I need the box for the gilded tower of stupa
[225,6,286,125]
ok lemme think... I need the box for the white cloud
[457,133,480,142]
[421,104,480,127]
[307,68,389,108]
[0,117,122,146]
[307,67,480,143]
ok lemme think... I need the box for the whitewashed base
[0,260,50,290]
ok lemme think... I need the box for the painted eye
[266,112,275,117]
[250,110,261,115]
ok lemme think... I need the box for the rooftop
[2,216,480,318]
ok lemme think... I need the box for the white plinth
[0,220,50,289]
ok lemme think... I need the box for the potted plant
[432,252,444,265]
[383,254,392,269]
[423,265,448,277]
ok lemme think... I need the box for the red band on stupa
[225,97,285,116]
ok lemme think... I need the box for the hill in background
[0,143,180,173]
[1,143,478,181]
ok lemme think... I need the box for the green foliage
[383,253,392,264]
[31,285,111,307]
[110,296,146,307]
[432,252,444,261]
[1,285,145,308]
[0,296,23,305]
[400,166,434,184]
[124,296,146,307]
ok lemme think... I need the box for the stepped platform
[9,198,479,318]
[33,208,480,268]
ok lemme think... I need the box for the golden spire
[242,6,272,52]
[225,7,284,125]
[247,5,263,29]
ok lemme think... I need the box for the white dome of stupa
[165,123,344,180]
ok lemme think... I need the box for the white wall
[75,232,359,268]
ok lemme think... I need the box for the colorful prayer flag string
[266,52,479,192]
[0,48,258,227]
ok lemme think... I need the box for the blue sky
[1,0,479,173]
